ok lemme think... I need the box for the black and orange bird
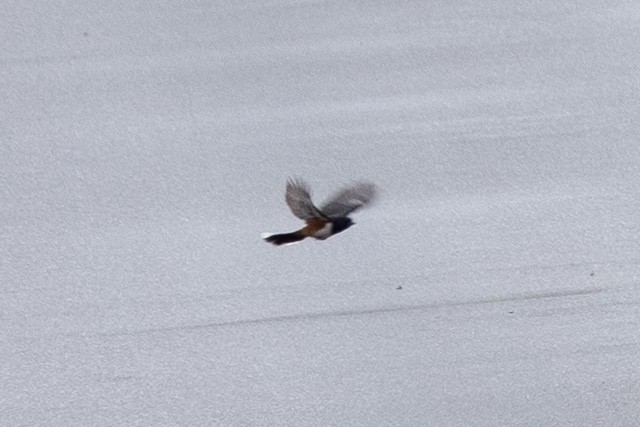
[263,178,377,246]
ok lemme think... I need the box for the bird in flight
[263,178,377,246]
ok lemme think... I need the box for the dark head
[332,217,354,235]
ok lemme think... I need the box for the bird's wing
[285,178,326,220]
[319,182,377,218]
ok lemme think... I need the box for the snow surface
[3,0,640,425]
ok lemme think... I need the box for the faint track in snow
[97,287,605,338]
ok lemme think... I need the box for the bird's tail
[262,231,306,246]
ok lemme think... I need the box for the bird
[263,178,377,246]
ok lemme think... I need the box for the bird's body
[263,179,376,246]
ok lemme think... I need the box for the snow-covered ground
[3,0,640,425]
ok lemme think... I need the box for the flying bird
[263,178,377,246]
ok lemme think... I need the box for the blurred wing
[319,182,377,218]
[285,178,326,220]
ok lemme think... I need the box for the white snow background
[2,0,640,425]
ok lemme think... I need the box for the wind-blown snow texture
[3,1,640,425]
